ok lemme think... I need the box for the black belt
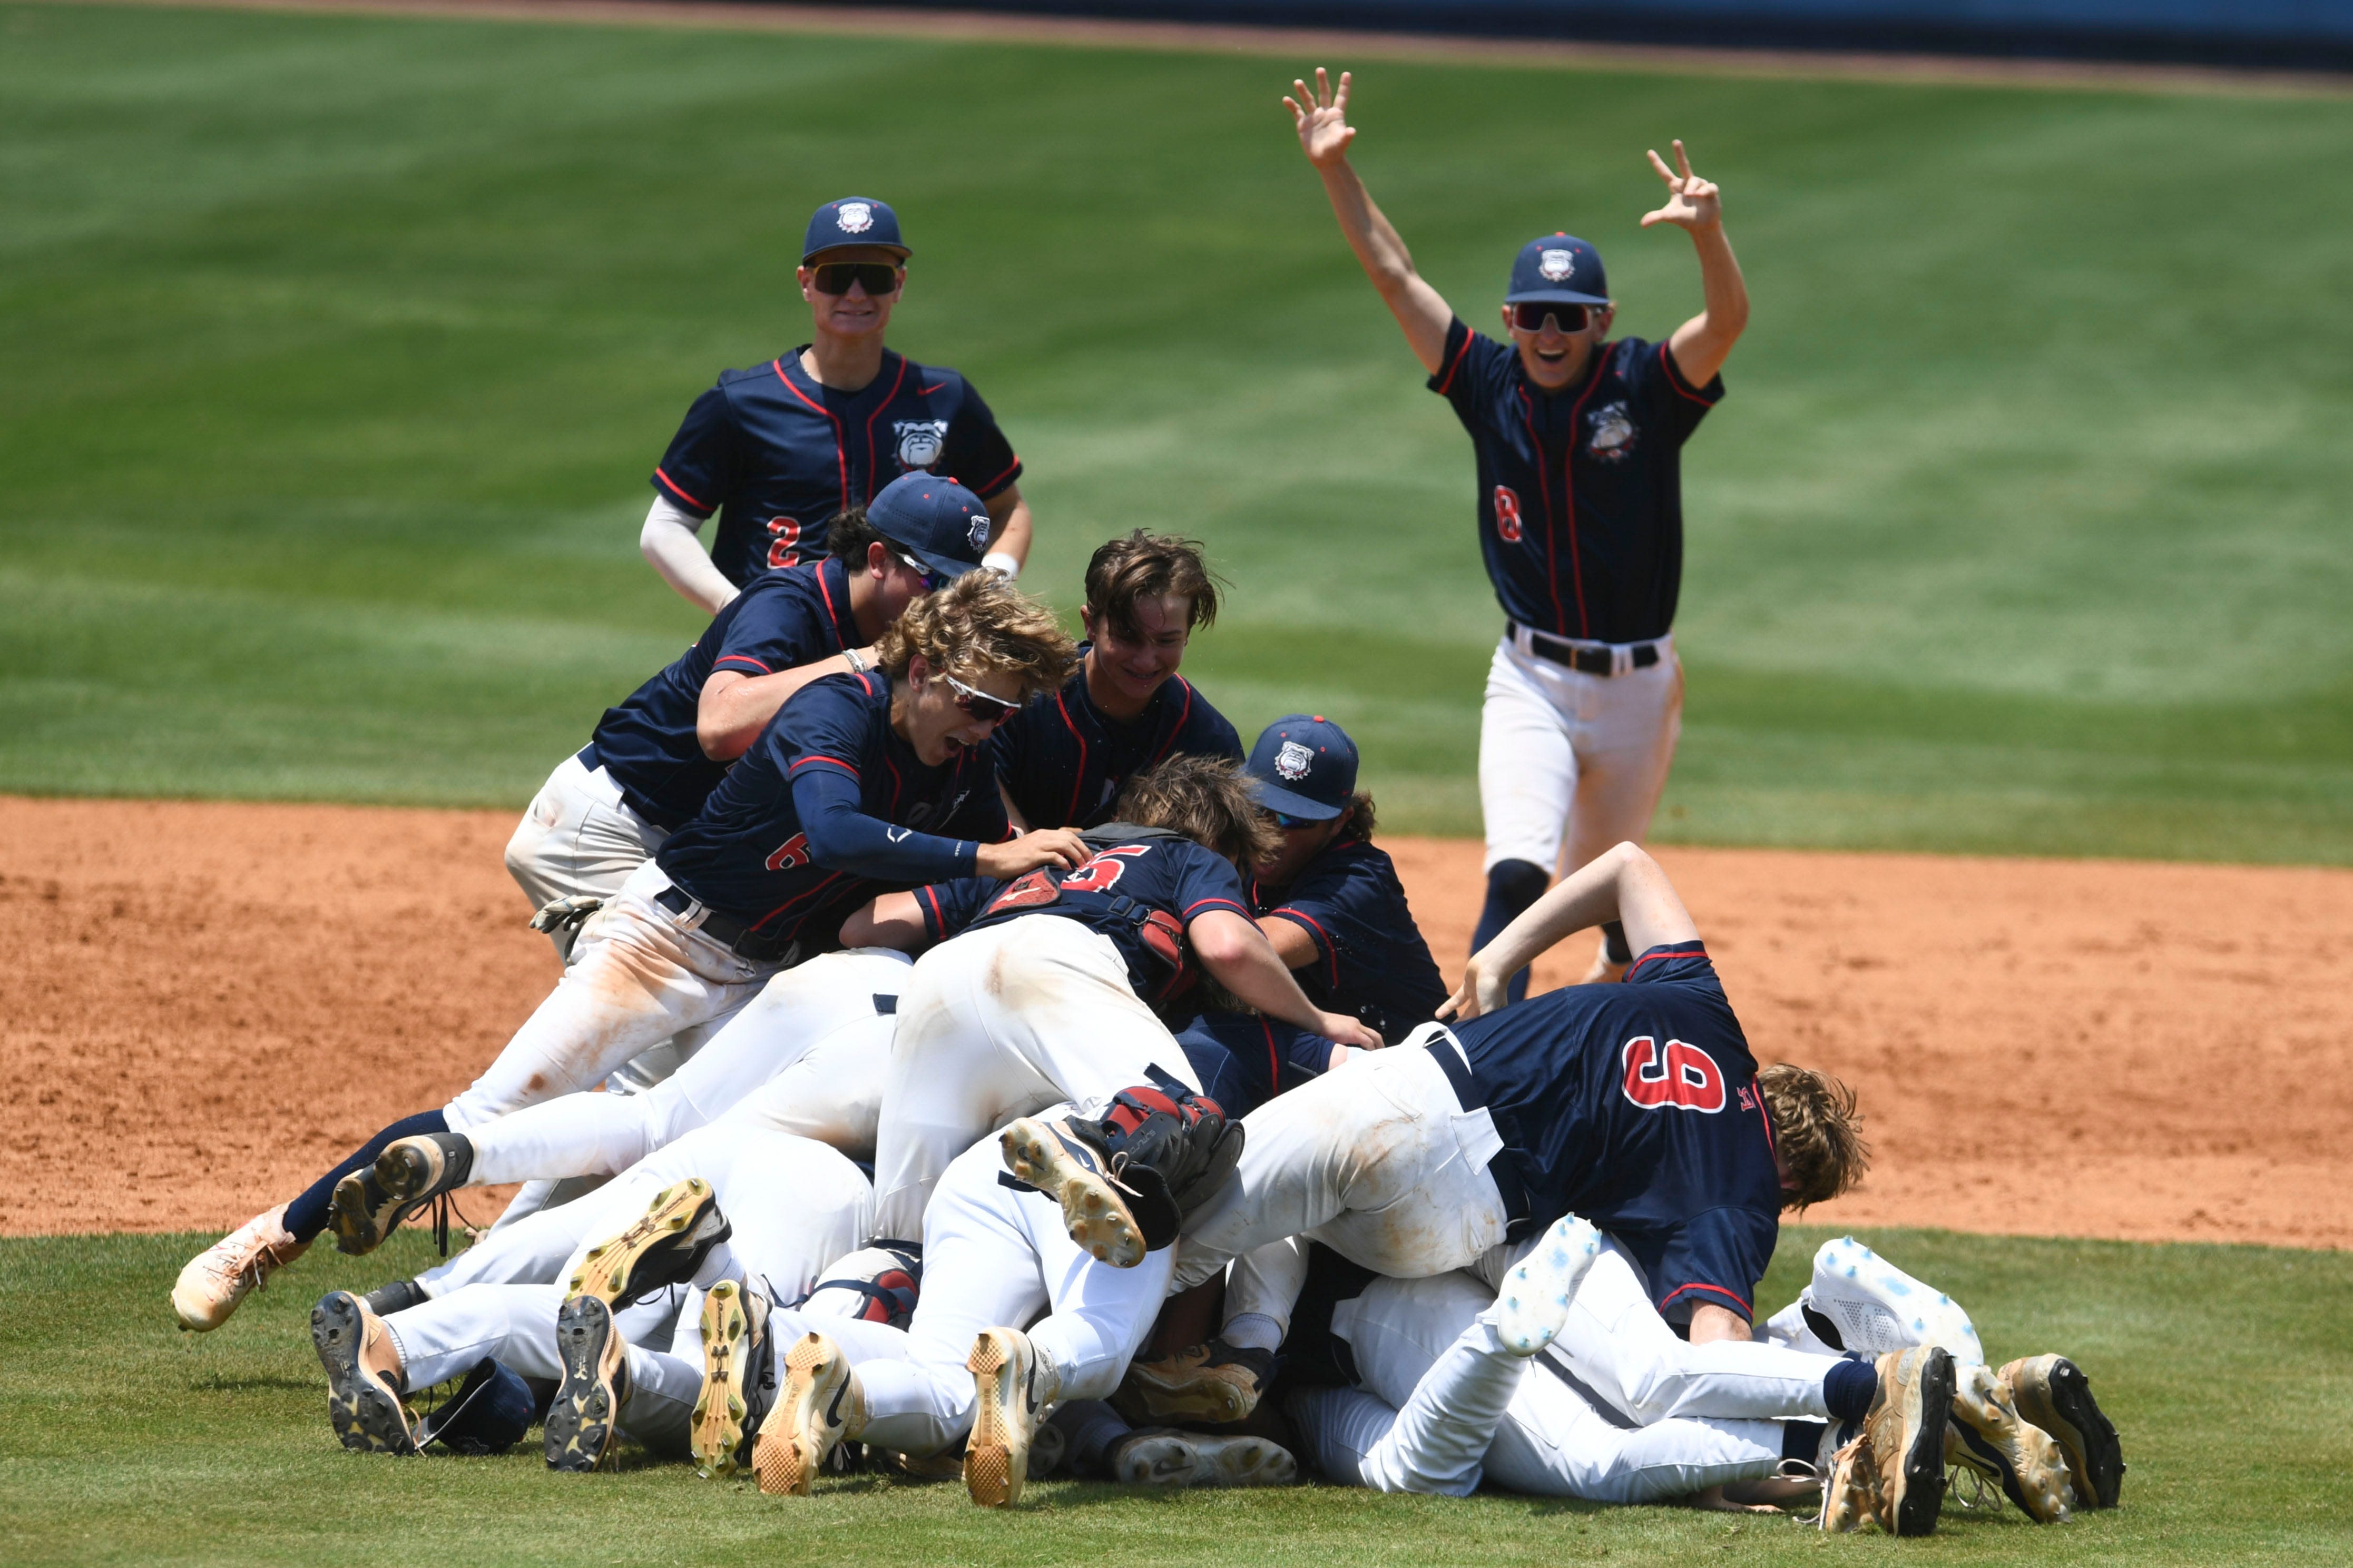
[654,885,800,964]
[1424,1036,1532,1237]
[1510,622,1662,676]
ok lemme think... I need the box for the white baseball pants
[852,1127,1176,1458]
[1477,632,1681,877]
[869,916,1202,1242]
[462,951,910,1185]
[504,750,670,961]
[1171,1039,1511,1294]
[442,862,769,1133]
[1291,1269,1785,1500]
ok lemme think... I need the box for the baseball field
[3,0,2351,1562]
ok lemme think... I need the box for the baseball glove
[529,894,604,936]
[1069,1082,1244,1249]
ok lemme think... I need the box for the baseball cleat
[1187,1432,1298,1488]
[564,1178,731,1310]
[1999,1355,2124,1510]
[360,1277,429,1318]
[545,1294,629,1472]
[311,1290,417,1454]
[372,1132,476,1209]
[1110,1428,1200,1487]
[1817,1427,1880,1532]
[1494,1215,1604,1354]
[692,1279,777,1478]
[1001,1117,1146,1269]
[1026,1414,1067,1480]
[1865,1346,1956,1536]
[173,1204,309,1332]
[1803,1236,1985,1365]
[1948,1362,2076,1522]
[965,1326,1057,1508]
[753,1330,865,1496]
[1116,1337,1277,1425]
[328,1162,416,1257]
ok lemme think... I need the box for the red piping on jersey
[748,868,848,935]
[789,755,860,778]
[918,883,945,940]
[1260,1018,1281,1098]
[713,655,773,674]
[1659,1281,1752,1318]
[1182,898,1250,920]
[1432,331,1473,397]
[814,564,849,647]
[861,356,910,492]
[881,750,904,812]
[918,381,947,395]
[772,358,850,512]
[1146,681,1195,767]
[1558,349,1615,639]
[1625,943,1707,976]
[974,453,1022,498]
[654,468,710,514]
[1659,340,1715,406]
[1054,688,1089,825]
[1267,907,1339,990]
[1516,391,1570,636]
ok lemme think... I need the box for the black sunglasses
[942,670,1021,727]
[811,262,902,297]
[1512,302,1593,333]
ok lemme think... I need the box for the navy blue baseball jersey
[914,831,1252,1000]
[656,671,1005,949]
[1170,1010,1337,1121]
[652,349,1021,587]
[1253,834,1446,1044]
[992,662,1241,829]
[1428,320,1723,644]
[589,558,861,831]
[1446,941,1779,1323]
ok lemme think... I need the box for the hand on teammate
[975,827,1091,881]
[1285,67,1356,169]
[1436,959,1512,1024]
[1640,140,1722,232]
[1318,1010,1385,1051]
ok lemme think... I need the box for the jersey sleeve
[1173,844,1253,927]
[915,877,995,943]
[1426,317,1516,430]
[1624,940,1722,995]
[710,579,834,678]
[1648,1206,1776,1326]
[779,682,979,882]
[652,382,741,519]
[939,375,1023,501]
[1623,337,1724,446]
[1181,693,1244,763]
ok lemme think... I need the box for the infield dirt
[5,794,2346,1249]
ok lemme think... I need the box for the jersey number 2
[1620,1037,1726,1113]
[1493,486,1524,544]
[766,517,803,569]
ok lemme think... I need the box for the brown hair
[826,506,883,567]
[1084,531,1221,641]
[874,571,1077,700]
[1758,1064,1870,1211]
[1115,754,1280,866]
[1338,791,1377,841]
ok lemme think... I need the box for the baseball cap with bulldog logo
[1506,232,1609,307]
[803,196,910,263]
[865,471,991,584]
[1244,715,1359,823]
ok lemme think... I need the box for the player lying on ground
[992,529,1241,831]
[642,195,1030,613]
[1287,67,1748,998]
[844,753,1383,1249]
[173,569,1084,1332]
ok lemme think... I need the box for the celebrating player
[1286,68,1749,997]
[641,196,1032,611]
[992,530,1242,831]
[171,571,1083,1332]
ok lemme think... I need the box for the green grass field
[3,2,2350,859]
[6,1225,2346,1566]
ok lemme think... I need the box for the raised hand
[1640,139,1722,232]
[1283,66,1356,169]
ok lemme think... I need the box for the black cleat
[311,1290,418,1454]
[546,1295,629,1473]
[2002,1355,2124,1510]
[374,1132,475,1207]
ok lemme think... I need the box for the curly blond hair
[1758,1064,1870,1211]
[1114,754,1280,867]
[875,571,1077,700]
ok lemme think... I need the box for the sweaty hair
[875,571,1077,699]
[826,506,884,568]
[1084,531,1222,642]
[1338,791,1377,841]
[1758,1064,1869,1211]
[1115,754,1279,867]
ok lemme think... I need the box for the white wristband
[982,550,1021,580]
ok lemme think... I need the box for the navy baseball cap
[1245,715,1359,822]
[865,471,991,583]
[1505,233,1609,307]
[803,196,909,263]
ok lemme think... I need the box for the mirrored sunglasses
[812,261,902,297]
[1512,301,1592,333]
[942,670,1021,726]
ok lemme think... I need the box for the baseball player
[172,571,1082,1332]
[993,530,1242,831]
[642,197,1031,613]
[1287,68,1750,997]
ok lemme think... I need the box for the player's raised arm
[1444,841,1700,1019]
[1642,140,1750,389]
[1286,67,1454,375]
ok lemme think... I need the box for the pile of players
[169,494,2122,1535]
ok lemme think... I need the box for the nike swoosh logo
[825,1375,849,1428]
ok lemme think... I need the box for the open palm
[1285,66,1357,168]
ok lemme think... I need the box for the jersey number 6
[1620,1036,1726,1113]
[1493,486,1524,544]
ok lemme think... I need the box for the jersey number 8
[1493,486,1524,544]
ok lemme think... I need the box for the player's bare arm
[1257,915,1320,969]
[981,481,1032,575]
[1443,841,1700,1019]
[1642,140,1750,389]
[1192,908,1384,1048]
[1287,67,1454,376]
[696,658,874,761]
[840,890,929,951]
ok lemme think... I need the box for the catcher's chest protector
[979,825,1202,1002]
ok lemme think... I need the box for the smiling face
[1081,591,1193,719]
[895,654,1023,766]
[799,244,905,342]
[1502,300,1613,391]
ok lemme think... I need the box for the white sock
[1222,1313,1283,1353]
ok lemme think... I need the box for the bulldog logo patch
[1275,740,1315,781]
[835,201,875,234]
[1538,248,1576,282]
[1586,400,1636,462]
[966,512,991,552]
[895,420,948,469]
